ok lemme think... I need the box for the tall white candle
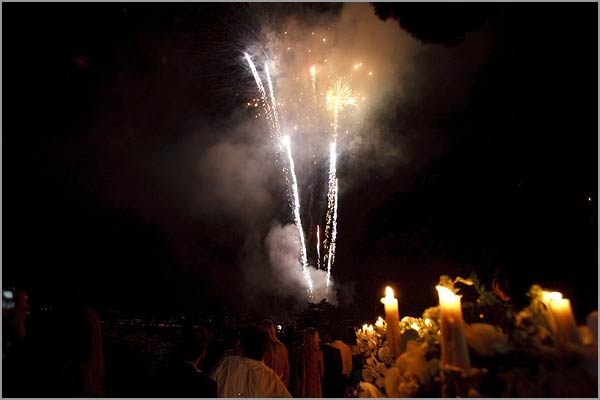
[436,286,470,369]
[381,286,402,357]
[542,291,582,345]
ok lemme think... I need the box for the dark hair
[239,324,269,361]
[181,326,211,361]
[319,328,331,344]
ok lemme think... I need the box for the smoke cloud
[187,3,491,310]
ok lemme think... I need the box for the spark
[265,62,281,139]
[326,78,357,139]
[316,225,321,270]
[309,66,317,105]
[323,141,337,283]
[282,135,313,295]
[327,178,338,290]
[244,53,274,133]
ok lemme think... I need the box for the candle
[436,286,470,369]
[542,290,582,345]
[375,316,385,334]
[381,286,402,357]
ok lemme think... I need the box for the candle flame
[375,316,385,327]
[436,285,458,303]
[542,290,563,302]
[385,286,394,299]
[309,65,316,75]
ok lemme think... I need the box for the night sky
[3,3,597,322]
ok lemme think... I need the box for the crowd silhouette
[3,287,360,398]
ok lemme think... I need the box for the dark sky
[3,3,597,322]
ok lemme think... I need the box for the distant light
[588,196,592,202]
[287,47,291,51]
[284,31,287,35]
[369,71,373,76]
[354,64,359,70]
[311,32,315,35]
[322,38,326,42]
[276,324,282,331]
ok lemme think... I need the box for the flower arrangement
[355,274,598,397]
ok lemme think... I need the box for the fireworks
[316,225,321,270]
[310,65,317,105]
[244,29,367,298]
[282,135,313,295]
[326,78,357,140]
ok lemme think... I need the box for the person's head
[259,319,278,342]
[180,326,211,363]
[331,325,343,342]
[319,328,331,344]
[239,324,270,361]
[303,327,320,350]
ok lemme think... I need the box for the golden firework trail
[282,135,313,295]
[326,78,357,140]
[310,65,317,106]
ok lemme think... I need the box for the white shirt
[330,340,353,376]
[210,355,291,398]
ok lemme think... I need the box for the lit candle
[375,316,385,334]
[381,286,402,357]
[436,286,470,369]
[542,291,582,345]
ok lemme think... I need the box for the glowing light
[542,291,563,302]
[436,286,460,306]
[282,135,313,295]
[326,79,357,140]
[376,316,385,328]
[323,141,337,289]
[411,322,420,331]
[244,53,275,137]
[322,38,326,42]
[385,286,394,300]
[316,225,321,270]
[369,71,373,76]
[309,66,317,105]
[264,62,281,136]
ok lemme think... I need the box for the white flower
[362,367,374,383]
[394,340,429,384]
[465,323,512,356]
[378,345,393,364]
[422,306,440,320]
[359,381,386,398]
[384,367,419,398]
